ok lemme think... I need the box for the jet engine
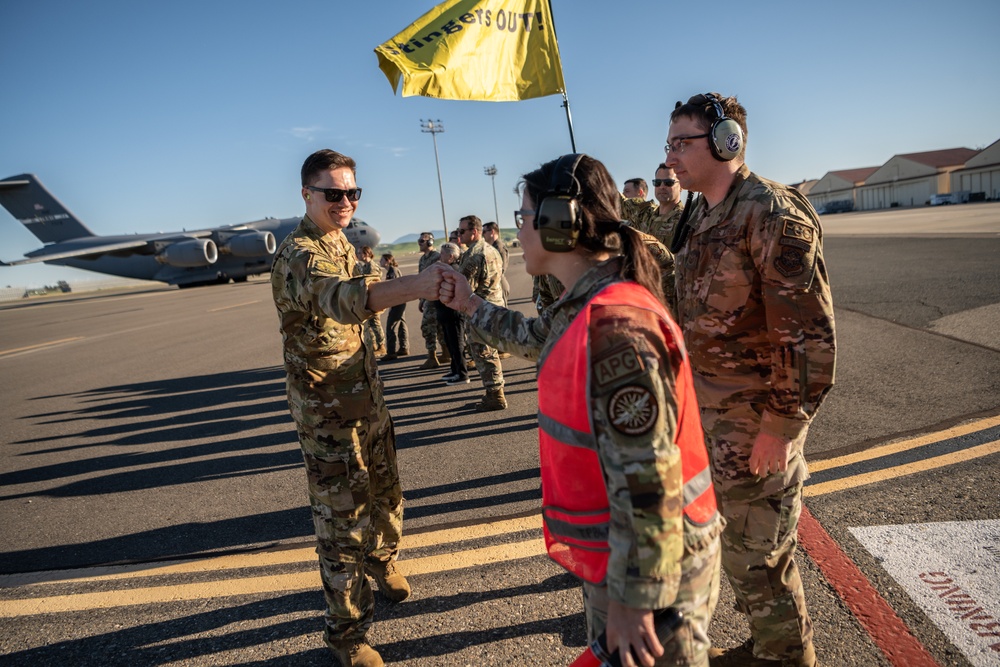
[222,231,276,257]
[156,239,218,267]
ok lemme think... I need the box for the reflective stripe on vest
[537,281,717,584]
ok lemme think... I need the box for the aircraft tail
[0,173,95,243]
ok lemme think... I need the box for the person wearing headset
[440,154,723,667]
[666,93,836,667]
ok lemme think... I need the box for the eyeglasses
[652,178,678,187]
[664,133,709,156]
[514,209,535,229]
[305,185,363,202]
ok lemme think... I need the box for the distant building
[856,148,978,210]
[950,138,1000,201]
[808,167,879,213]
[790,179,818,196]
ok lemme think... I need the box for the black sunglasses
[652,178,678,187]
[306,185,363,202]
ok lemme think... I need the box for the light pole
[420,119,448,239]
[484,165,499,225]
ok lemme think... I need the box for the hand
[748,430,792,476]
[414,263,448,301]
[439,270,475,314]
[605,600,664,667]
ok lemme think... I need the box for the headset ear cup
[537,197,580,253]
[710,118,743,161]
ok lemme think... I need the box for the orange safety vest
[537,281,716,584]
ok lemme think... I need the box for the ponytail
[617,224,664,305]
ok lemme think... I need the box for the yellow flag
[375,0,565,102]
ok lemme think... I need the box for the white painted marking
[850,520,1000,666]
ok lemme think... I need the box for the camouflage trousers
[701,404,814,663]
[582,518,723,666]
[290,389,403,646]
[420,303,444,353]
[465,320,504,389]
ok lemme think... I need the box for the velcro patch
[607,385,658,436]
[782,221,814,244]
[773,247,805,277]
[594,344,645,389]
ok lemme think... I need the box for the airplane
[0,173,382,287]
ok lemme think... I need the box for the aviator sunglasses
[652,178,678,187]
[306,185,363,203]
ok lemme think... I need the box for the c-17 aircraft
[0,173,381,287]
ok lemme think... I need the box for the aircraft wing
[0,239,152,265]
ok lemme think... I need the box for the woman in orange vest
[440,154,723,667]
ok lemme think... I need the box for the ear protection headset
[704,93,744,162]
[535,153,585,252]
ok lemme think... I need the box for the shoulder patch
[782,220,814,244]
[593,343,645,389]
[773,246,806,277]
[607,385,658,436]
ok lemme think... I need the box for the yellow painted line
[1,514,542,588]
[0,538,546,617]
[0,337,84,357]
[805,439,1000,497]
[207,300,260,312]
[810,414,1000,473]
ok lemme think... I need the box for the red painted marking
[798,505,941,667]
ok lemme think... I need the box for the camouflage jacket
[458,238,504,305]
[270,216,383,414]
[674,164,836,442]
[469,258,720,608]
[490,238,509,273]
[633,205,684,248]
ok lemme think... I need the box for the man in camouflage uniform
[623,176,649,199]
[666,94,836,667]
[416,232,445,369]
[483,221,510,306]
[618,164,684,314]
[455,214,506,411]
[270,149,446,667]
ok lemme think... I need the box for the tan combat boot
[365,559,411,602]
[438,346,451,362]
[419,351,440,369]
[329,640,384,667]
[474,388,507,412]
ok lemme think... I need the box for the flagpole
[548,0,577,153]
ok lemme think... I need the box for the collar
[691,163,752,235]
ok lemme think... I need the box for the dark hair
[657,163,669,172]
[359,245,373,260]
[301,149,356,187]
[483,221,499,232]
[670,92,748,159]
[380,252,397,267]
[520,155,663,303]
[624,178,647,195]
[459,215,482,232]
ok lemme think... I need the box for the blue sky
[2,0,998,287]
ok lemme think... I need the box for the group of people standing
[270,91,836,667]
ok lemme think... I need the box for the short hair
[483,221,499,232]
[657,163,669,172]
[670,92,748,158]
[419,231,435,240]
[301,149,356,186]
[624,178,647,195]
[459,215,482,232]
[440,242,460,257]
